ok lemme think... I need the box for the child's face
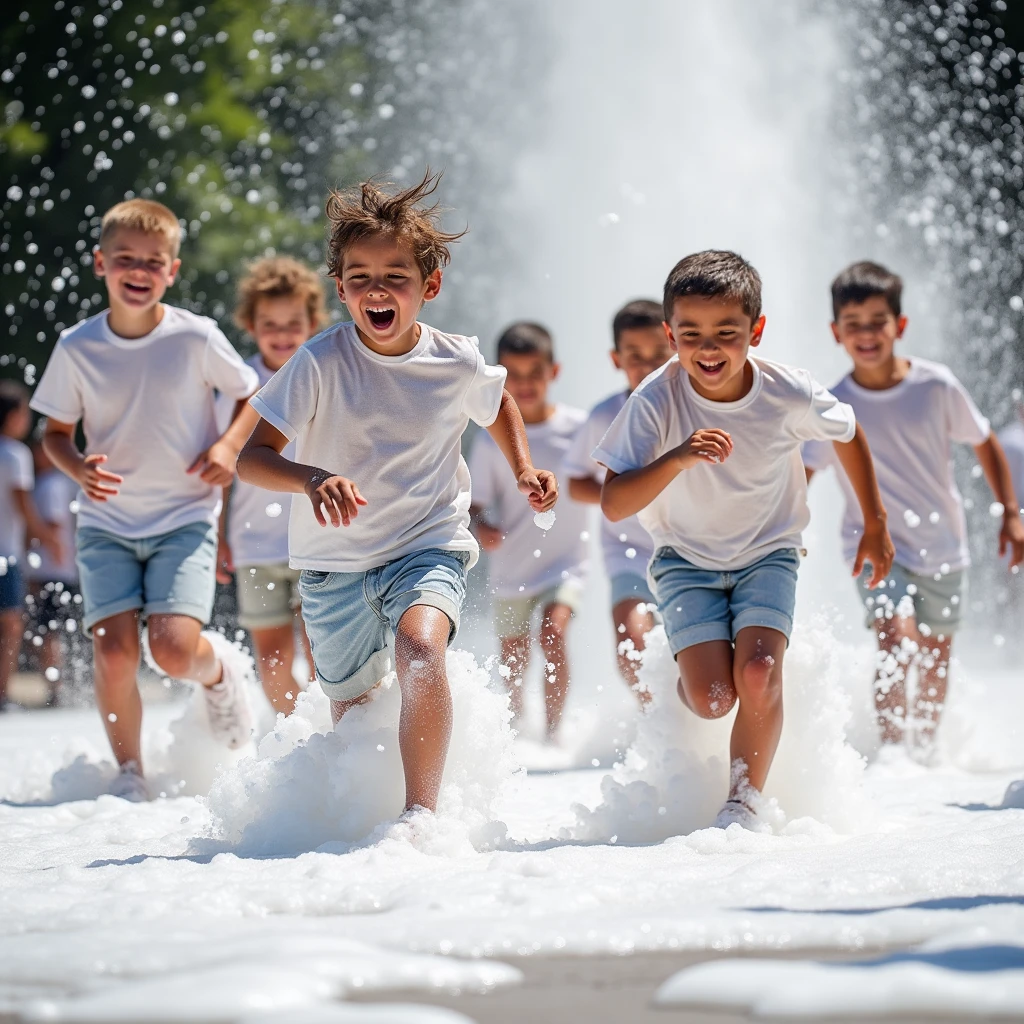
[2,401,30,440]
[249,295,315,371]
[500,352,559,417]
[94,228,180,313]
[612,326,674,391]
[832,295,907,370]
[665,296,765,401]
[336,233,441,349]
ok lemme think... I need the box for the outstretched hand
[76,453,123,502]
[518,467,557,513]
[853,524,896,589]
[999,513,1024,567]
[305,469,367,527]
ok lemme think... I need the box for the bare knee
[147,633,195,680]
[395,629,446,688]
[734,654,780,709]
[94,631,140,685]
[680,676,736,719]
[539,616,568,656]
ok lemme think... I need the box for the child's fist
[305,468,367,527]
[77,453,123,502]
[999,512,1024,567]
[678,428,733,469]
[854,522,896,589]
[188,440,239,487]
[518,467,557,512]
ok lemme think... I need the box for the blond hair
[99,199,182,257]
[233,256,327,331]
[324,169,464,280]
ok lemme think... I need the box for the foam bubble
[533,511,556,531]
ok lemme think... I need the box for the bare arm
[974,433,1024,566]
[216,485,234,583]
[568,476,603,504]
[804,466,816,485]
[600,428,733,522]
[41,418,123,502]
[12,489,60,559]
[187,397,261,487]
[484,390,557,512]
[832,424,894,586]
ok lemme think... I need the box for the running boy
[1,382,60,711]
[804,261,1024,758]
[218,256,326,715]
[596,251,894,829]
[565,299,674,705]
[468,323,588,738]
[237,173,557,815]
[30,199,261,798]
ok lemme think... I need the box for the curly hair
[324,169,465,279]
[233,256,327,331]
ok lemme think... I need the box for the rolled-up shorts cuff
[143,599,213,626]
[667,620,732,654]
[318,647,393,702]
[391,589,461,641]
[732,608,794,642]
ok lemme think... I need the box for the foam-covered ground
[1,621,1022,1022]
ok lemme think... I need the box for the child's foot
[713,798,762,831]
[201,631,254,749]
[109,761,149,802]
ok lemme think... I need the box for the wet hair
[496,321,555,363]
[0,379,29,433]
[831,261,902,320]
[234,256,328,332]
[663,250,762,322]
[612,299,664,349]
[99,198,182,257]
[325,169,465,279]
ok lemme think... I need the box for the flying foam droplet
[27,551,42,569]
[534,511,556,531]
[265,502,283,518]
[990,501,1006,518]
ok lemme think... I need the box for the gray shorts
[858,563,965,637]
[236,562,301,631]
[493,581,583,639]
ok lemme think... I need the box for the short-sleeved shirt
[802,357,990,575]
[250,321,506,573]
[217,355,294,567]
[468,404,590,599]
[32,469,79,583]
[0,436,33,562]
[30,306,259,539]
[998,420,1024,515]
[595,355,856,572]
[564,389,654,579]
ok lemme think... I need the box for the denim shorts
[298,547,469,702]
[0,560,25,612]
[649,546,800,654]
[858,561,964,637]
[76,521,218,635]
[610,571,655,609]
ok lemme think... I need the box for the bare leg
[296,611,316,684]
[92,610,144,768]
[250,623,297,715]
[539,602,573,739]
[676,640,736,722]
[612,598,655,707]
[873,615,918,745]
[910,632,953,751]
[147,614,221,686]
[393,604,453,812]
[499,633,530,724]
[41,630,63,705]
[0,609,22,707]
[729,627,787,794]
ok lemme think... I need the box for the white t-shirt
[595,355,856,572]
[564,389,654,579]
[30,306,259,539]
[998,420,1024,515]
[803,357,990,575]
[250,321,506,573]
[218,356,294,567]
[0,436,33,562]
[32,469,79,583]
[469,404,590,599]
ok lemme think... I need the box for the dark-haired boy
[804,261,1024,760]
[597,251,893,829]
[238,174,557,817]
[566,300,673,705]
[468,322,588,738]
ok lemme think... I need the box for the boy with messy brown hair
[238,172,557,820]
[217,256,327,715]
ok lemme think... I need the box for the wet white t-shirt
[565,389,654,579]
[803,357,990,575]
[0,437,33,562]
[32,469,79,583]
[218,356,294,567]
[30,306,259,539]
[250,321,506,573]
[595,356,856,572]
[469,404,590,599]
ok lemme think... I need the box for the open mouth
[365,305,396,331]
[855,343,882,356]
[123,281,152,297]
[696,359,727,376]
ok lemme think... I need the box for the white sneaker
[714,798,761,831]
[110,761,149,802]
[200,631,254,750]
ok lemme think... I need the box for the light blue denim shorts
[649,546,800,654]
[610,571,655,609]
[76,521,218,636]
[298,547,469,702]
[858,561,964,637]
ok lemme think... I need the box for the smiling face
[832,295,907,373]
[94,228,180,316]
[249,294,316,371]
[665,295,765,402]
[613,325,674,392]
[336,233,441,355]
